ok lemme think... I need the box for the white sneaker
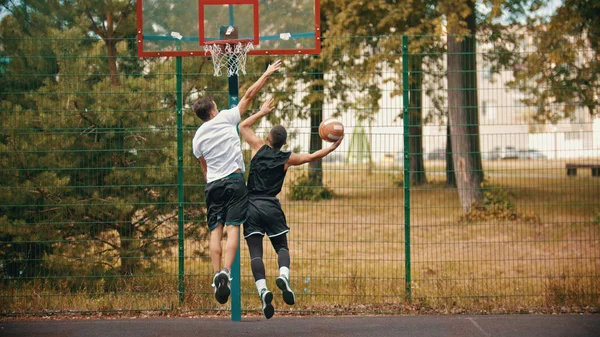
[275,275,295,305]
[212,271,230,304]
[260,288,274,319]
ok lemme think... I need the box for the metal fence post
[228,73,242,322]
[176,56,185,306]
[402,35,412,301]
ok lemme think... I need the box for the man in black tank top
[239,98,343,319]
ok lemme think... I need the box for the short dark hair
[269,125,287,150]
[193,97,215,122]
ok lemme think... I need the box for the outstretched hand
[257,98,275,117]
[330,135,344,150]
[264,59,282,76]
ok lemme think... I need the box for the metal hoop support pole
[228,61,242,322]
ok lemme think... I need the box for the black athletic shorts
[243,195,289,238]
[204,172,248,231]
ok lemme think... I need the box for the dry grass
[2,159,599,316]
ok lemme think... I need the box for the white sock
[255,279,267,294]
[280,267,290,279]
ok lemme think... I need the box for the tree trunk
[117,220,139,275]
[446,124,456,187]
[447,2,483,212]
[105,12,119,85]
[308,71,324,186]
[409,54,426,185]
[105,40,119,85]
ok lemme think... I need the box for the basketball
[319,118,344,142]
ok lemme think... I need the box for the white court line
[468,317,492,337]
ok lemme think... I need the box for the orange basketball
[319,118,344,142]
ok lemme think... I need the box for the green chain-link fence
[1,34,599,316]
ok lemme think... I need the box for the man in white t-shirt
[192,60,281,304]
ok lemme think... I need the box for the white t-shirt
[192,106,245,183]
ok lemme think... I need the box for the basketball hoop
[204,39,254,77]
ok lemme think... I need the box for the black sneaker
[212,271,230,304]
[275,275,295,305]
[260,288,274,319]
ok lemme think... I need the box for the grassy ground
[2,159,599,315]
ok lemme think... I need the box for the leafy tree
[0,23,204,281]
[255,0,333,192]
[74,0,136,85]
[1,0,137,85]
[376,1,445,186]
[0,3,67,281]
[441,0,484,211]
[0,6,60,104]
[321,0,450,186]
[507,0,599,121]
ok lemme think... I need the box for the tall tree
[507,0,599,121]
[442,0,484,212]
[1,0,137,85]
[0,15,203,278]
[262,0,338,193]
[75,0,136,85]
[322,0,442,185]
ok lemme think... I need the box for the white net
[204,41,254,77]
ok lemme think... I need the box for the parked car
[426,148,446,160]
[489,146,518,160]
[518,148,547,160]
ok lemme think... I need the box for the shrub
[288,174,334,201]
[462,182,540,223]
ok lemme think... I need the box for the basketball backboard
[137,0,321,57]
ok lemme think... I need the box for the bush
[288,174,334,201]
[392,174,404,187]
[593,209,600,225]
[462,182,540,223]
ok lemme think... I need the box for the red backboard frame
[136,0,321,57]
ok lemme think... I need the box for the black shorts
[204,173,248,231]
[243,196,289,238]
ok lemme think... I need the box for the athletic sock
[256,279,267,294]
[280,266,290,279]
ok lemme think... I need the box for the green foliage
[502,0,600,120]
[462,182,540,223]
[462,187,515,222]
[288,174,334,201]
[0,28,206,280]
[392,173,404,187]
[593,209,600,225]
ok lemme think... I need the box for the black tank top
[247,145,291,197]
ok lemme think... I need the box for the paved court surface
[2,315,599,337]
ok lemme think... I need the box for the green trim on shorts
[225,219,246,226]
[208,222,220,231]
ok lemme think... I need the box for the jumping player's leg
[205,180,231,305]
[270,234,295,305]
[209,223,224,273]
[212,173,247,304]
[246,234,274,319]
[208,223,231,304]
[246,234,266,281]
[223,225,240,272]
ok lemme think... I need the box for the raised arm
[237,60,281,114]
[239,98,274,155]
[284,136,344,171]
